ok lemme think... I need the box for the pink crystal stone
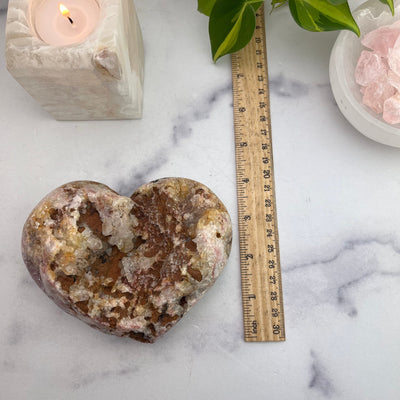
[383,93,400,124]
[355,50,388,87]
[362,76,395,114]
[362,25,400,57]
[387,70,400,91]
[388,34,400,76]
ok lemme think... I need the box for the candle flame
[59,3,70,18]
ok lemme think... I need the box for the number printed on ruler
[232,6,285,342]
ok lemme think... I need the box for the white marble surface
[1,1,399,399]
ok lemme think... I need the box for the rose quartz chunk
[362,25,400,57]
[383,93,400,124]
[362,77,395,114]
[355,21,400,124]
[355,51,387,86]
[388,70,400,91]
[388,34,400,76]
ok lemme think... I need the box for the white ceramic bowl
[330,0,400,147]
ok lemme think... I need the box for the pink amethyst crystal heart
[21,179,232,343]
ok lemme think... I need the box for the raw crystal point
[21,179,232,343]
[383,93,400,124]
[362,76,395,114]
[355,50,388,86]
[362,25,400,57]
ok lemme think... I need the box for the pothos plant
[198,0,395,62]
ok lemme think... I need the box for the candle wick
[67,16,74,24]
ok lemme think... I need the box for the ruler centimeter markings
[231,7,285,342]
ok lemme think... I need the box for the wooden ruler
[231,6,285,342]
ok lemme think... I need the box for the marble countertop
[1,1,399,399]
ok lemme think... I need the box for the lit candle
[34,0,100,46]
[5,0,144,120]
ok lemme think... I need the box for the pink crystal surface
[362,25,400,57]
[355,21,400,125]
[362,77,395,114]
[383,93,400,124]
[388,34,400,76]
[388,70,400,91]
[355,51,387,86]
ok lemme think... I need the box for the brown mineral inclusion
[21,179,232,343]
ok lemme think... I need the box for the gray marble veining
[116,81,232,195]
[309,350,336,398]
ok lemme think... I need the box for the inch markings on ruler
[231,7,285,342]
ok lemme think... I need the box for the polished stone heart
[22,178,232,343]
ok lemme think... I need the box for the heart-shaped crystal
[22,178,232,343]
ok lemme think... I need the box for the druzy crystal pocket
[22,179,232,343]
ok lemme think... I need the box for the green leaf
[209,0,264,62]
[251,2,265,11]
[288,0,360,36]
[379,0,395,15]
[327,0,348,5]
[198,0,217,16]
[271,0,287,10]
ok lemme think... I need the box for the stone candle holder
[5,0,144,120]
